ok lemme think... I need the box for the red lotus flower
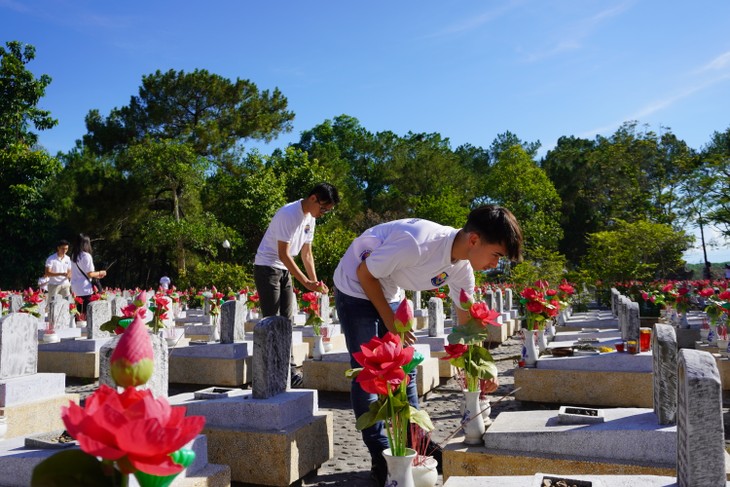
[700,288,716,298]
[459,289,473,309]
[558,283,575,295]
[441,343,468,360]
[719,291,730,300]
[110,311,154,388]
[301,292,318,303]
[526,300,545,314]
[62,385,205,476]
[469,302,500,327]
[353,332,413,396]
[520,287,541,301]
[662,283,674,293]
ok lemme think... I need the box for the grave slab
[169,342,253,386]
[0,434,231,487]
[170,389,333,486]
[301,348,440,397]
[514,367,653,407]
[443,474,730,487]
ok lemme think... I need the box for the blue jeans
[335,289,420,460]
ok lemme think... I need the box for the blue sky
[3,0,730,263]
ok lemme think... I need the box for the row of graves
[4,282,728,486]
[438,286,730,486]
[0,285,523,486]
[0,290,338,486]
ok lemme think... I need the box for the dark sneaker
[291,372,304,388]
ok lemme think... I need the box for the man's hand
[482,377,499,394]
[304,279,327,294]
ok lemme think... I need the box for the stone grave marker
[485,289,494,310]
[676,349,725,487]
[505,288,513,310]
[100,333,169,398]
[611,288,620,317]
[252,316,292,399]
[0,313,38,379]
[627,300,640,345]
[221,299,246,344]
[413,291,422,310]
[111,296,128,317]
[9,294,22,313]
[87,300,113,339]
[320,293,331,324]
[48,297,72,330]
[653,323,678,425]
[494,288,504,313]
[428,297,444,337]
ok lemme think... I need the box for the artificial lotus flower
[61,384,205,476]
[392,298,415,335]
[348,332,432,457]
[445,289,499,391]
[110,310,154,388]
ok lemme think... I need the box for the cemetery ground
[62,329,730,487]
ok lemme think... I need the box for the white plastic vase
[522,329,539,367]
[312,335,325,360]
[412,456,438,487]
[461,390,486,445]
[383,448,416,487]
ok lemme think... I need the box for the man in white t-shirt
[333,205,523,485]
[254,182,340,320]
[254,182,340,387]
[45,239,71,301]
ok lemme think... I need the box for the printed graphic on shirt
[406,218,420,224]
[304,224,311,234]
[431,272,448,287]
[359,249,373,261]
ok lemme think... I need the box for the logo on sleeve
[431,272,448,287]
[359,249,373,261]
[304,224,311,234]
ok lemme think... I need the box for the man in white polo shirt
[333,205,523,486]
[254,182,340,386]
[45,239,71,301]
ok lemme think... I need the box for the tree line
[2,41,729,291]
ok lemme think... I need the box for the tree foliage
[581,219,691,282]
[0,41,57,147]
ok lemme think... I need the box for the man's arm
[277,241,322,292]
[300,244,329,293]
[356,261,415,345]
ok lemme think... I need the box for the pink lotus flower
[110,311,154,388]
[392,298,414,334]
[469,302,500,327]
[62,385,205,475]
[459,289,473,309]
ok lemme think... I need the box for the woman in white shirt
[69,233,107,317]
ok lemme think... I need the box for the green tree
[0,41,60,288]
[0,41,57,147]
[581,219,691,282]
[483,145,563,252]
[83,68,294,157]
[0,144,62,288]
[701,127,730,239]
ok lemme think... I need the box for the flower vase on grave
[521,329,539,367]
[383,448,416,487]
[312,334,325,360]
[679,311,689,329]
[536,329,548,352]
[546,319,556,340]
[43,306,60,343]
[701,319,710,342]
[461,390,486,445]
[321,324,333,352]
[412,456,438,487]
[708,321,719,346]
[459,391,492,426]
[211,314,220,341]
